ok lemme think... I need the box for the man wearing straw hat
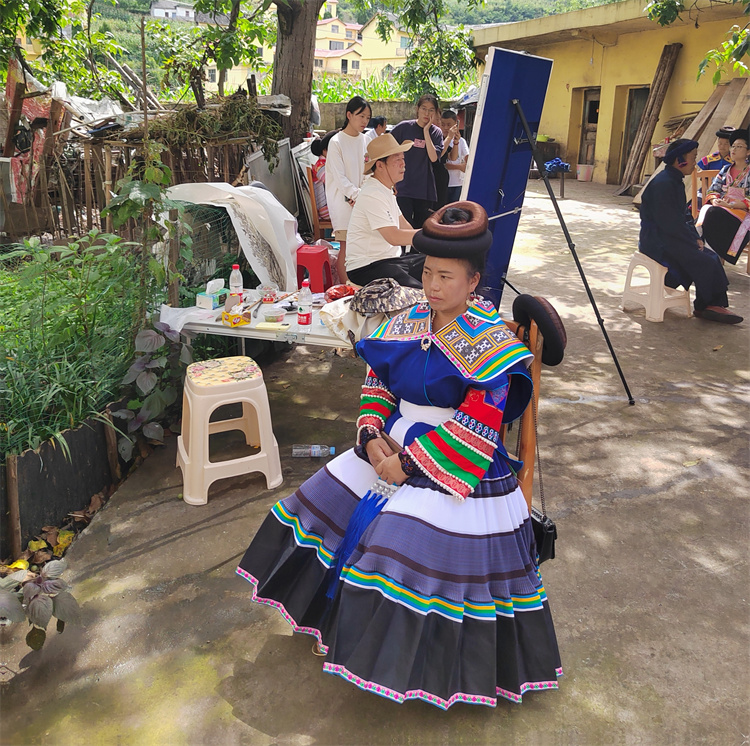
[345,134,426,288]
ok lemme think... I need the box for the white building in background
[149,1,196,21]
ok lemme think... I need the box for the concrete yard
[1,180,748,745]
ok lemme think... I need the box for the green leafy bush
[0,232,154,457]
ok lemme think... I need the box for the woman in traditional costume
[236,202,562,709]
[700,128,750,264]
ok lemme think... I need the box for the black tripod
[512,98,635,405]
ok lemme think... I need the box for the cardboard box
[221,309,252,327]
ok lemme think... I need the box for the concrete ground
[1,180,748,746]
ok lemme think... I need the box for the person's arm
[398,214,413,230]
[400,381,510,500]
[357,367,398,469]
[423,123,439,163]
[326,139,361,203]
[377,225,418,246]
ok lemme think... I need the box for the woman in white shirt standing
[442,109,470,203]
[325,96,371,282]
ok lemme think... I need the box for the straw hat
[364,133,413,174]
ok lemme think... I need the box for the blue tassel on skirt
[325,479,398,599]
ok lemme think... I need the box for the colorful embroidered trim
[235,567,329,654]
[433,317,532,382]
[356,369,397,434]
[404,387,506,500]
[340,564,548,621]
[370,301,532,383]
[323,662,562,710]
[270,501,335,567]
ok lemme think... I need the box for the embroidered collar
[369,300,533,381]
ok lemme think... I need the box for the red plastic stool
[296,244,333,292]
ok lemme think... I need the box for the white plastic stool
[176,356,283,505]
[622,251,691,322]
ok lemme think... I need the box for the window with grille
[208,68,216,83]
[329,40,344,50]
[331,24,339,33]
[351,60,360,70]
[314,59,323,68]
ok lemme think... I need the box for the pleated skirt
[236,449,562,709]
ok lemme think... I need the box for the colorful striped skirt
[236,449,562,709]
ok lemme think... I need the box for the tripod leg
[511,99,635,405]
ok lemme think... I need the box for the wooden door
[579,88,600,165]
[620,87,650,181]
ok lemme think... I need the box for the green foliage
[312,72,403,102]
[397,27,477,101]
[0,0,80,72]
[112,317,190,460]
[31,23,128,99]
[698,24,750,83]
[646,0,750,82]
[0,560,81,650]
[0,232,148,456]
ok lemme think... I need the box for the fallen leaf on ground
[712,345,723,351]
[682,459,701,467]
[30,549,53,565]
[53,531,74,557]
[68,511,90,524]
[40,527,59,547]
[8,559,29,571]
[27,540,48,552]
[86,492,104,516]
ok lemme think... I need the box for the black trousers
[701,206,749,264]
[396,196,433,229]
[654,243,729,311]
[347,253,426,289]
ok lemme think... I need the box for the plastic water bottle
[229,264,243,297]
[292,444,336,457]
[297,279,313,326]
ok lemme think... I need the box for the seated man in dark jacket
[639,138,743,324]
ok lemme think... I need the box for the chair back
[691,168,720,219]
[306,165,333,241]
[499,320,543,510]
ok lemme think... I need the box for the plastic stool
[176,356,283,505]
[297,244,333,292]
[622,251,691,322]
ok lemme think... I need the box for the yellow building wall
[475,14,744,184]
[359,22,411,77]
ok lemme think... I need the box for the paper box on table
[221,309,251,327]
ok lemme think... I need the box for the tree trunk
[218,0,242,97]
[273,0,325,146]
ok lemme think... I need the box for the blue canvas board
[461,47,553,305]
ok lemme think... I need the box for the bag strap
[531,390,547,519]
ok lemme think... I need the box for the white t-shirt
[447,137,470,188]
[325,130,367,231]
[364,129,379,145]
[346,177,402,272]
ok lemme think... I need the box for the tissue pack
[196,290,228,309]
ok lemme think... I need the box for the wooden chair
[499,320,543,511]
[306,165,333,241]
[691,168,720,220]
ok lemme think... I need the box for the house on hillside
[149,0,197,21]
[358,13,413,78]
[314,0,363,76]
[471,0,747,184]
